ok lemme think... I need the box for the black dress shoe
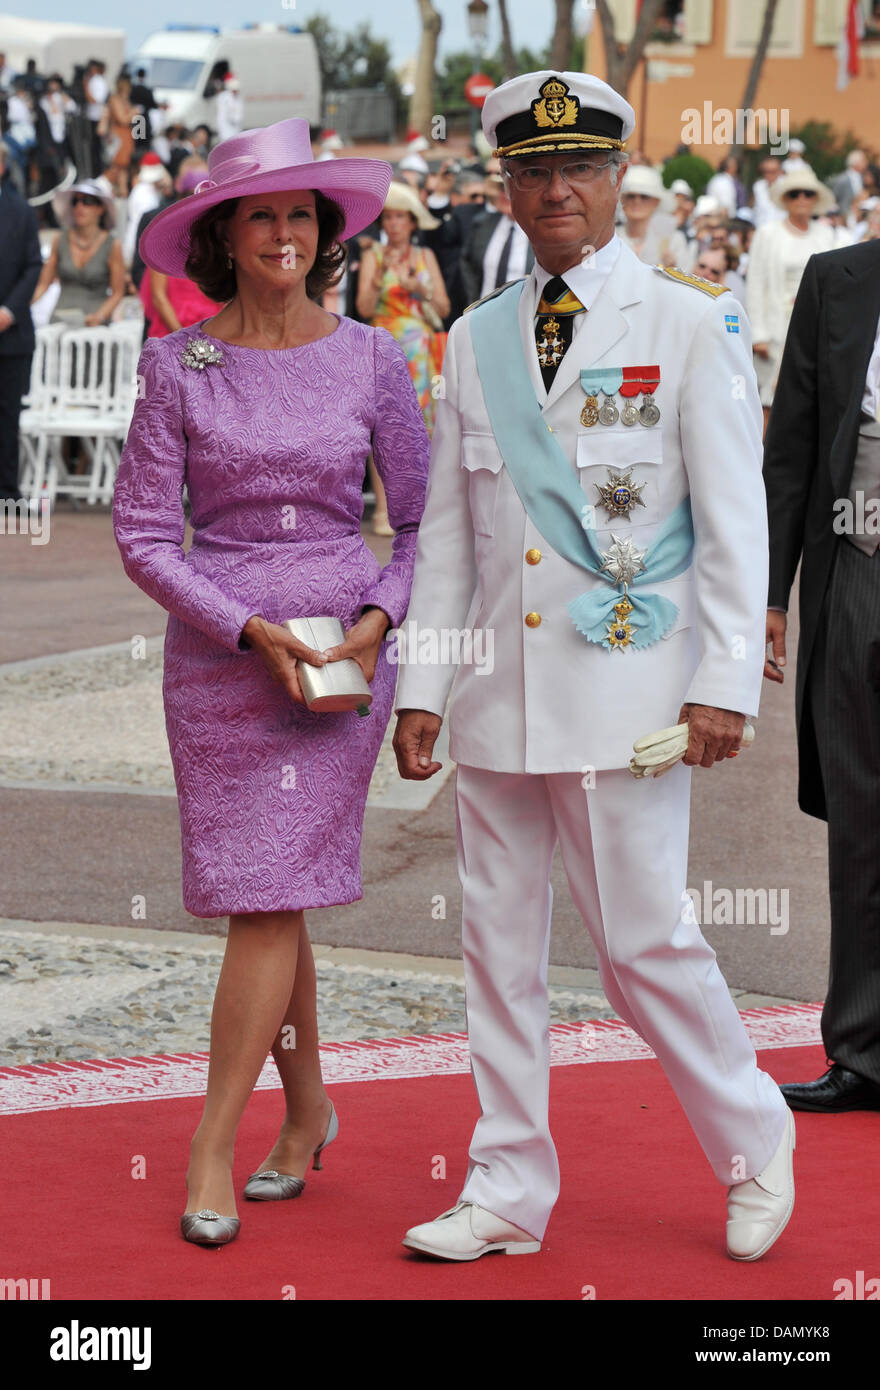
[780,1064,880,1112]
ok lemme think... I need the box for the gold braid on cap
[494,133,627,158]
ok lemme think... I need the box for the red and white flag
[837,0,864,91]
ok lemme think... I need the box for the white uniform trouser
[454,762,788,1241]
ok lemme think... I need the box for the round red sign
[464,73,494,109]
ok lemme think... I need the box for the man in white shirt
[215,75,243,144]
[751,156,787,229]
[478,178,532,298]
[84,59,109,178]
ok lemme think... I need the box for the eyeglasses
[503,158,615,191]
[71,194,101,207]
[695,263,722,278]
[467,193,485,202]
[784,189,817,200]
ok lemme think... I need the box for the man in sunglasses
[395,70,793,1265]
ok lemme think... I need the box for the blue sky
[26,1,577,69]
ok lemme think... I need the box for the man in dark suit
[0,141,43,502]
[458,176,534,312]
[763,237,880,1112]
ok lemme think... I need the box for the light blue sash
[467,280,694,649]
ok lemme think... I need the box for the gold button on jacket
[525,548,541,565]
[524,611,541,628]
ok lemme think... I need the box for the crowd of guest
[2,42,879,506]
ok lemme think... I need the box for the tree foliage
[302,13,406,121]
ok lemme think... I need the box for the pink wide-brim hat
[139,117,392,277]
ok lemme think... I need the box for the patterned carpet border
[0,1004,823,1115]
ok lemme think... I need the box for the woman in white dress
[745,169,835,425]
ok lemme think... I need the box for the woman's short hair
[185,190,347,302]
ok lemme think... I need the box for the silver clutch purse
[283,617,372,714]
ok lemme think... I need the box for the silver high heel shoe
[179,1209,241,1247]
[244,1101,339,1201]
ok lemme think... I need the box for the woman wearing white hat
[617,164,688,268]
[31,176,125,326]
[745,167,835,419]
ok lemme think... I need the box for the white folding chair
[19,323,65,504]
[90,321,143,502]
[40,327,129,505]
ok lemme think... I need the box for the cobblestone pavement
[0,640,451,808]
[0,923,614,1067]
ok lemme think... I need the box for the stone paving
[0,921,615,1068]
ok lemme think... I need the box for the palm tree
[730,0,782,161]
[410,0,443,139]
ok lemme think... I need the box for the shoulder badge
[653,264,729,297]
[464,277,528,314]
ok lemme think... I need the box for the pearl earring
[227,253,233,268]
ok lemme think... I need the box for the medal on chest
[536,316,565,369]
[595,467,647,521]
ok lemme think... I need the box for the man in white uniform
[392,72,795,1264]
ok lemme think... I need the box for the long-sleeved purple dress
[113,315,429,918]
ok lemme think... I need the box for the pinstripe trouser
[808,538,880,1084]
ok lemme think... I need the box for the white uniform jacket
[394,239,768,773]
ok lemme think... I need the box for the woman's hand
[753,341,770,359]
[241,615,329,706]
[321,607,391,684]
[84,311,104,327]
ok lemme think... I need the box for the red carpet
[1,1010,877,1301]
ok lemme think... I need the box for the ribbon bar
[619,364,661,397]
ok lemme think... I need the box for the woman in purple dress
[113,120,429,1246]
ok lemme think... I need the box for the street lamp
[466,0,489,45]
[467,0,490,139]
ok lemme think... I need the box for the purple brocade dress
[112,315,430,918]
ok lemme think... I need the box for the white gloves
[629,720,755,779]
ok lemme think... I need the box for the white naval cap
[482,70,635,160]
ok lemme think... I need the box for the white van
[131,24,321,132]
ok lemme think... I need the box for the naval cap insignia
[531,76,579,131]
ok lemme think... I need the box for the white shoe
[726,1108,795,1261]
[402,1201,541,1261]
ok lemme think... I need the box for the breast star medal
[605,592,636,650]
[595,467,647,521]
[536,316,564,370]
[599,534,648,587]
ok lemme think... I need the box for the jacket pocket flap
[461,433,504,473]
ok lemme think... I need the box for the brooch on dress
[180,338,224,370]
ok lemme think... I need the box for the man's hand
[764,610,787,684]
[753,342,770,359]
[0,308,13,334]
[393,709,444,780]
[676,703,746,768]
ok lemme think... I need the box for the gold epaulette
[653,265,729,297]
[464,276,528,314]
